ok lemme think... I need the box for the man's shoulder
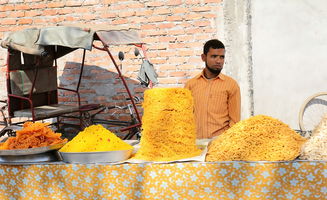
[220,74,239,85]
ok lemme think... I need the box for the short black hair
[203,39,225,55]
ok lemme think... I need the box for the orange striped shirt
[185,71,241,138]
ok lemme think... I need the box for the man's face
[202,48,225,75]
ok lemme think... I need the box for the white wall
[251,0,327,129]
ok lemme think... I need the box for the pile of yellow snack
[133,88,201,161]
[59,124,133,152]
[0,122,67,150]
[300,114,327,160]
[206,115,307,161]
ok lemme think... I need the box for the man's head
[202,39,225,78]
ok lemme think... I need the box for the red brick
[159,36,176,42]
[177,35,193,42]
[0,4,14,11]
[184,13,203,20]
[66,1,82,7]
[0,12,6,18]
[2,19,16,25]
[25,10,42,17]
[194,20,211,27]
[157,23,175,29]
[82,14,97,21]
[170,71,187,77]
[168,43,186,49]
[171,7,188,14]
[148,15,166,23]
[185,28,202,34]
[191,6,212,12]
[9,11,24,17]
[83,0,99,6]
[167,0,182,6]
[146,1,164,7]
[141,24,156,30]
[153,8,170,15]
[158,78,177,84]
[185,0,201,4]
[103,12,116,18]
[135,10,153,16]
[112,18,128,25]
[167,57,186,64]
[34,18,46,24]
[15,4,30,10]
[48,2,65,8]
[166,15,183,22]
[178,50,194,56]
[178,64,197,70]
[203,13,217,19]
[204,0,221,3]
[30,3,46,9]
[169,29,185,35]
[119,11,135,17]
[44,9,58,15]
[0,0,8,5]
[127,2,144,8]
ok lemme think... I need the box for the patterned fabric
[185,71,241,138]
[0,161,326,200]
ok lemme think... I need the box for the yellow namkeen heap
[133,88,201,161]
[206,115,307,161]
[59,125,133,152]
[300,114,327,160]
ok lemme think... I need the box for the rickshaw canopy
[1,24,143,57]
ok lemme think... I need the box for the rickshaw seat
[6,49,81,124]
[13,104,79,120]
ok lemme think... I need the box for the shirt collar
[197,69,226,80]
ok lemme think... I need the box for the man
[185,39,241,138]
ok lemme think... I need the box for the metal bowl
[59,149,133,164]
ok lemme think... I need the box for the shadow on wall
[58,62,146,137]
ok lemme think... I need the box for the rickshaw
[0,24,157,138]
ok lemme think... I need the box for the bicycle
[0,100,20,139]
[58,96,142,140]
[298,92,327,134]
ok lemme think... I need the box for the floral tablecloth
[0,161,326,200]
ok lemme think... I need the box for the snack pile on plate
[206,115,307,161]
[59,124,133,152]
[0,122,67,150]
[300,114,327,160]
[133,88,201,161]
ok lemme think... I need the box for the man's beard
[206,64,222,75]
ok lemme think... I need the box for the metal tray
[59,149,133,164]
[0,143,66,163]
[0,142,66,156]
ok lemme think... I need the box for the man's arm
[228,83,241,127]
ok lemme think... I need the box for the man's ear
[201,54,206,62]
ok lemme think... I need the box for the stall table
[0,161,326,199]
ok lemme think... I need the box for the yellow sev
[133,88,201,161]
[206,115,307,161]
[59,125,133,152]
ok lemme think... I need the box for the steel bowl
[59,149,133,164]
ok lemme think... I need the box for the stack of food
[59,124,133,152]
[133,88,201,161]
[300,114,327,160]
[0,122,67,150]
[206,115,307,161]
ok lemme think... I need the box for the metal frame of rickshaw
[2,26,143,134]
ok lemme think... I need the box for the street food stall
[0,27,326,200]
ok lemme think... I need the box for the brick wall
[0,0,222,134]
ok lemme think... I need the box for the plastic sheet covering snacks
[300,113,327,160]
[133,88,201,161]
[0,122,67,150]
[206,115,307,161]
[59,124,133,152]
